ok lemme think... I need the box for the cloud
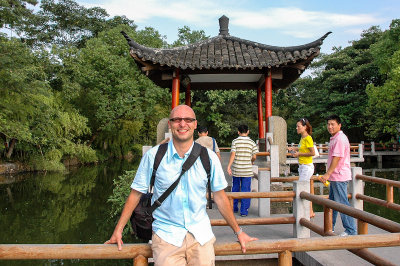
[229,8,381,29]
[91,0,223,25]
[81,0,384,39]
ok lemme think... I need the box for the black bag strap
[150,143,168,190]
[199,146,212,209]
[150,142,203,213]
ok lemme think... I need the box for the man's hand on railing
[104,231,124,251]
[237,230,258,253]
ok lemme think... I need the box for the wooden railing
[3,171,400,265]
[355,174,400,211]
[287,143,362,156]
[362,142,400,152]
[300,191,400,265]
[1,234,400,266]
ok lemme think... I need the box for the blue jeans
[232,176,251,215]
[329,181,357,235]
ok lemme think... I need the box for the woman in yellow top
[288,118,316,181]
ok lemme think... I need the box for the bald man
[105,105,257,266]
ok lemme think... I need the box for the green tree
[57,25,170,157]
[275,26,384,143]
[18,0,136,48]
[0,36,94,167]
[172,25,209,47]
[365,19,400,141]
[0,0,37,30]
[193,90,259,146]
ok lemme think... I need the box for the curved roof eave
[120,30,330,71]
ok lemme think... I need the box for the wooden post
[358,220,368,235]
[134,255,148,266]
[278,250,292,266]
[323,206,333,233]
[264,72,272,133]
[171,69,180,109]
[386,184,394,203]
[229,197,233,208]
[185,82,191,107]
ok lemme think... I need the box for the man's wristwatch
[234,227,243,236]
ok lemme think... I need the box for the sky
[76,0,400,54]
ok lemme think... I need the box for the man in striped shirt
[227,124,258,217]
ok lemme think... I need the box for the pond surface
[0,160,140,265]
[1,158,400,265]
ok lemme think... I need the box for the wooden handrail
[300,192,400,232]
[211,216,295,226]
[1,234,399,260]
[300,219,397,266]
[356,194,400,211]
[356,174,400,188]
[225,191,295,199]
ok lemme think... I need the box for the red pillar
[185,83,191,107]
[172,69,180,109]
[257,86,265,139]
[264,72,272,133]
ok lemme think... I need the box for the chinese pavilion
[121,15,330,145]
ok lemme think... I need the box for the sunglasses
[169,117,197,123]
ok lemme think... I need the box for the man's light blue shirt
[131,140,227,247]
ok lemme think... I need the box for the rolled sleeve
[208,149,228,192]
[131,147,156,193]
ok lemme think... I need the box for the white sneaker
[339,232,349,237]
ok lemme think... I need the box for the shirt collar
[166,140,194,162]
[330,130,342,140]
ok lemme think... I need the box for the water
[0,160,140,266]
[1,158,400,265]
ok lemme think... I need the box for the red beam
[171,69,180,109]
[264,73,272,133]
[257,86,265,139]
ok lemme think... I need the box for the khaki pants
[152,232,216,266]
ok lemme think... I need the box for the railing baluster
[358,220,368,235]
[323,206,333,233]
[134,255,148,266]
[386,184,394,203]
[278,250,292,266]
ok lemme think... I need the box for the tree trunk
[5,138,16,159]
[0,132,6,149]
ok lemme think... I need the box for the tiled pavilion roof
[121,15,331,90]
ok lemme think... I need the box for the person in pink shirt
[320,115,357,236]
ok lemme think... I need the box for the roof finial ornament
[219,15,229,36]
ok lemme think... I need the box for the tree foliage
[275,26,385,143]
[365,19,400,141]
[0,0,37,30]
[56,25,170,158]
[17,0,136,48]
[2,0,400,169]
[172,25,209,47]
[0,36,94,167]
